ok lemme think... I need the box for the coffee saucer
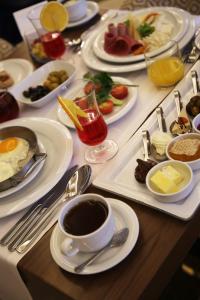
[50,198,139,274]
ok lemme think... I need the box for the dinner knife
[0,165,78,247]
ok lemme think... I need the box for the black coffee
[63,200,108,236]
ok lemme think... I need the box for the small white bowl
[192,113,200,133]
[146,160,193,203]
[166,133,200,170]
[65,0,87,22]
[10,60,75,108]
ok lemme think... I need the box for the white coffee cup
[59,193,115,256]
[64,0,87,23]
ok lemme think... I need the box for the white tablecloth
[0,7,199,300]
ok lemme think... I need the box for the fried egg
[0,137,29,182]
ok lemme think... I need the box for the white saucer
[50,198,139,275]
[67,2,99,28]
[0,139,46,198]
[0,59,33,87]
[57,76,138,128]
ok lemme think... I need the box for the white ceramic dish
[67,1,99,28]
[0,117,73,219]
[82,8,195,73]
[93,60,200,220]
[166,133,200,171]
[192,113,200,133]
[50,198,139,274]
[0,139,45,198]
[64,0,87,22]
[93,8,187,64]
[57,76,138,128]
[10,60,75,108]
[0,59,33,87]
[146,161,193,203]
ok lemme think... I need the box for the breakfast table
[1,1,200,300]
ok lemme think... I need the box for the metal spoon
[16,165,92,253]
[134,130,157,183]
[170,90,192,136]
[151,107,170,161]
[74,228,129,273]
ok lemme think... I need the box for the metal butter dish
[0,126,46,191]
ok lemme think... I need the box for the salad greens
[83,72,114,104]
[137,23,155,38]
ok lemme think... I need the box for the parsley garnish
[137,23,155,38]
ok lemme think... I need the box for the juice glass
[145,41,184,87]
[27,5,66,59]
[74,90,118,164]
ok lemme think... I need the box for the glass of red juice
[28,5,66,59]
[74,90,118,164]
[0,92,19,123]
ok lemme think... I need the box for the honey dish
[166,133,200,170]
[146,160,193,203]
[0,126,45,191]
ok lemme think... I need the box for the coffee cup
[59,193,115,256]
[64,0,87,23]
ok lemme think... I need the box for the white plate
[93,60,200,221]
[0,139,46,198]
[10,60,76,108]
[50,198,139,274]
[0,59,33,86]
[57,77,138,128]
[82,8,195,73]
[67,2,99,28]
[93,8,187,64]
[0,117,73,219]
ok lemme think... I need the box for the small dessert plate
[50,198,139,274]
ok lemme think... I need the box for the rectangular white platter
[93,60,200,221]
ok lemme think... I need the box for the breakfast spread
[0,137,29,182]
[170,107,191,135]
[150,165,183,194]
[23,70,68,101]
[168,138,200,162]
[134,158,157,183]
[0,70,14,88]
[151,131,172,156]
[186,96,200,117]
[103,12,174,56]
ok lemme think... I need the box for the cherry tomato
[99,100,114,115]
[75,97,88,110]
[111,85,128,99]
[84,81,102,95]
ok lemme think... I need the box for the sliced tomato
[99,100,114,115]
[111,85,128,99]
[84,81,102,95]
[74,97,88,110]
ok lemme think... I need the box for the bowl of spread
[166,133,200,170]
[146,160,193,202]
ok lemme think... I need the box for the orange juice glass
[145,41,184,87]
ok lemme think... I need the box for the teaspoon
[151,107,171,161]
[74,228,129,273]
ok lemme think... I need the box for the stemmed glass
[59,89,118,164]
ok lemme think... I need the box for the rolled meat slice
[117,23,128,36]
[104,32,117,54]
[108,23,117,37]
[110,35,143,56]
